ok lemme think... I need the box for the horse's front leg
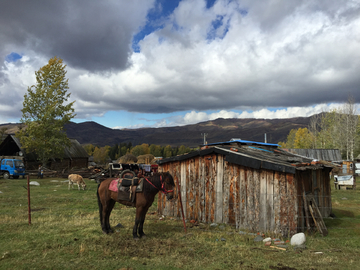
[138,216,146,239]
[133,218,140,239]
[136,205,150,239]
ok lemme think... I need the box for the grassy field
[0,176,359,270]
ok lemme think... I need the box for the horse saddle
[117,175,144,202]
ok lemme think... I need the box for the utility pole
[201,133,208,145]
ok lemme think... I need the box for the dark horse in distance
[97,171,175,239]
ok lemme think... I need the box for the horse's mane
[143,172,174,198]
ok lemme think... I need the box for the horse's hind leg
[97,185,115,234]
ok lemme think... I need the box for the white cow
[68,174,86,190]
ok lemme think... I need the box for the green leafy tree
[178,145,191,155]
[163,145,173,158]
[108,143,119,160]
[120,145,129,156]
[93,146,110,164]
[83,144,96,156]
[149,144,163,157]
[17,57,75,165]
[278,129,297,148]
[131,143,150,157]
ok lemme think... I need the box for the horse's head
[162,171,175,200]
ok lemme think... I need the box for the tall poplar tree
[17,57,75,165]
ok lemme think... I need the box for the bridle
[144,174,174,194]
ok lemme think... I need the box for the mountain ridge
[0,116,311,147]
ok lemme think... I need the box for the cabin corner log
[158,148,332,237]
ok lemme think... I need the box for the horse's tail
[96,184,103,224]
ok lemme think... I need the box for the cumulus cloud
[1,0,360,126]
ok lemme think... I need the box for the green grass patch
[0,176,359,269]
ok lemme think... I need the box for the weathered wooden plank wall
[158,153,331,236]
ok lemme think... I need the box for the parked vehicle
[334,174,354,190]
[0,158,26,179]
[355,163,360,175]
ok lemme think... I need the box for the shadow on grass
[325,208,356,230]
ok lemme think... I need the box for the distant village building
[284,149,342,163]
[0,134,89,170]
[157,139,333,236]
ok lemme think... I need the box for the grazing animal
[68,174,86,190]
[97,171,175,238]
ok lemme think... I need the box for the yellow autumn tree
[294,128,313,149]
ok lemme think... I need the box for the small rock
[239,231,247,235]
[341,197,348,200]
[273,238,281,242]
[263,237,272,242]
[264,241,271,246]
[290,233,306,246]
[29,181,40,186]
[274,241,285,245]
[221,238,226,241]
[210,223,218,227]
[293,244,306,251]
[254,235,264,242]
[2,252,10,259]
[219,225,225,230]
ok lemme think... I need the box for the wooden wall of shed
[296,168,332,232]
[158,153,303,236]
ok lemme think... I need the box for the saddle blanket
[108,178,144,193]
[109,179,119,192]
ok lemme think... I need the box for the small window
[6,160,13,166]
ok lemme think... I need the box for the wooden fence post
[27,175,31,225]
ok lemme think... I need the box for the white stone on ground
[290,232,306,246]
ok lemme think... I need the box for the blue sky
[1,0,359,129]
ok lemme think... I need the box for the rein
[144,175,173,194]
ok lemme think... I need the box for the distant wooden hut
[0,134,89,170]
[285,149,342,163]
[157,140,333,237]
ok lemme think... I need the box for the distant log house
[0,134,89,170]
[157,140,333,237]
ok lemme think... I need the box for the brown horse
[97,171,175,238]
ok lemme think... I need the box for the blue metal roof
[205,139,279,148]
